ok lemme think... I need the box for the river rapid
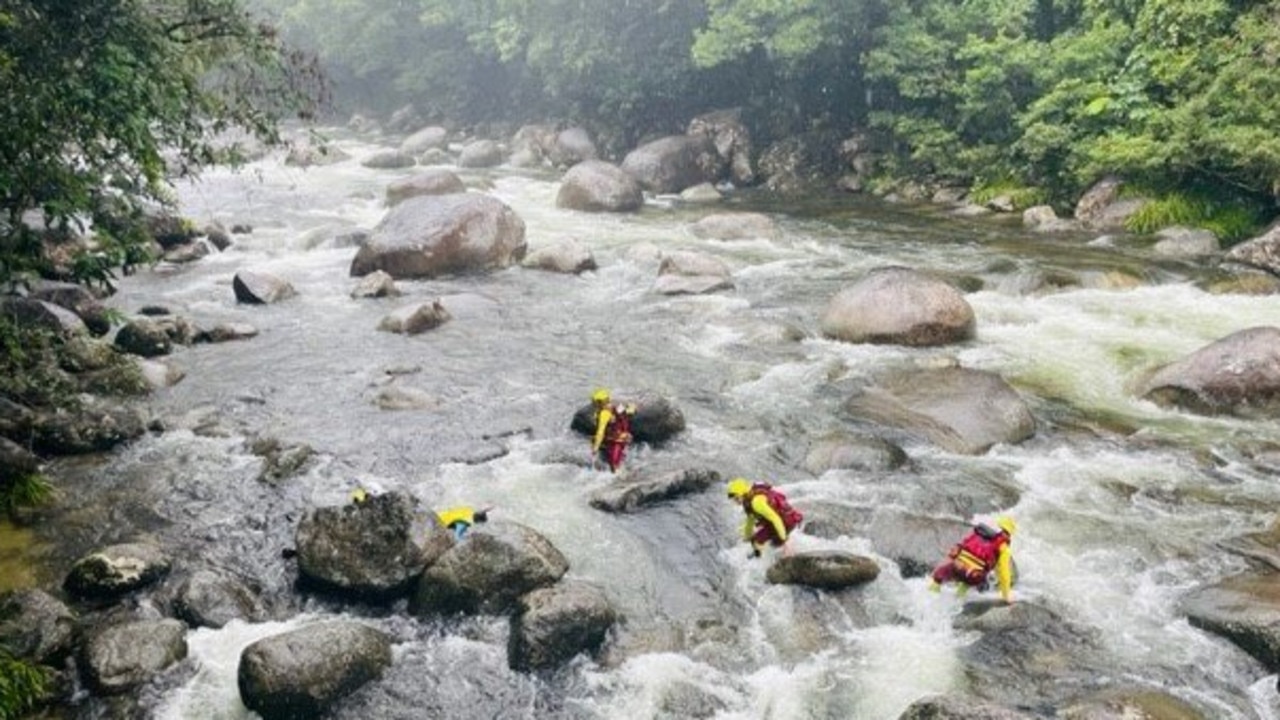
[28,126,1280,719]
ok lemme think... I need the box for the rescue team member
[352,488,490,541]
[726,478,804,557]
[590,388,636,473]
[929,516,1017,603]
[437,506,490,540]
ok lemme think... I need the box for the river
[31,126,1280,719]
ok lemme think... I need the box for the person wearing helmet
[590,388,636,473]
[437,506,491,540]
[727,478,804,558]
[929,516,1018,603]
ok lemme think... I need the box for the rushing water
[35,126,1280,719]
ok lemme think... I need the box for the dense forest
[256,0,1280,235]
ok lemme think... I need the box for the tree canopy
[0,0,323,288]
[259,0,1279,222]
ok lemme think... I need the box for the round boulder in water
[233,270,297,305]
[522,238,597,274]
[80,619,187,695]
[409,521,568,616]
[569,394,686,446]
[350,193,527,279]
[508,580,616,672]
[385,169,465,206]
[1139,326,1280,418]
[765,551,880,589]
[621,135,717,194]
[295,491,452,599]
[0,589,75,664]
[820,266,975,346]
[238,621,392,720]
[64,542,171,600]
[555,160,643,212]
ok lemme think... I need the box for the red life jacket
[743,483,804,531]
[604,404,634,444]
[951,523,1008,574]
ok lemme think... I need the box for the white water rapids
[51,126,1280,719]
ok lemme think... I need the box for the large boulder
[386,169,466,206]
[621,135,717,194]
[688,108,754,186]
[0,589,75,664]
[1139,326,1280,417]
[0,297,87,337]
[409,521,568,616]
[29,281,111,336]
[1180,572,1280,673]
[569,395,685,445]
[1224,222,1280,277]
[508,580,616,672]
[295,491,453,598]
[588,468,720,513]
[555,160,644,213]
[846,367,1035,455]
[1074,176,1149,231]
[821,267,975,346]
[233,270,297,305]
[64,542,171,600]
[361,149,415,169]
[113,318,173,358]
[765,551,880,589]
[457,140,504,168]
[350,193,527,279]
[80,619,187,695]
[548,127,598,167]
[172,569,261,629]
[238,621,392,720]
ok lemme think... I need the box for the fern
[0,650,51,720]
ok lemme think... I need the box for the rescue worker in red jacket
[929,516,1017,603]
[726,478,804,557]
[590,388,635,473]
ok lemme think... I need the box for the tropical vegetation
[259,0,1279,229]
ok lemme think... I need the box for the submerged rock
[898,694,1034,719]
[555,160,644,213]
[588,468,720,513]
[846,366,1035,455]
[1180,572,1280,673]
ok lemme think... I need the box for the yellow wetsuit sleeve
[995,544,1014,602]
[592,407,614,452]
[740,512,754,541]
[750,495,788,543]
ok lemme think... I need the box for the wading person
[590,388,635,473]
[929,516,1017,603]
[726,477,804,558]
[438,506,490,540]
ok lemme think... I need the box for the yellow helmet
[996,516,1018,537]
[726,478,751,499]
[592,388,610,403]
[350,487,368,504]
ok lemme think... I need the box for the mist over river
[29,125,1280,719]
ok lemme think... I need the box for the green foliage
[0,473,54,516]
[0,315,78,410]
[0,0,323,290]
[1122,191,1263,243]
[0,649,51,720]
[969,180,1049,210]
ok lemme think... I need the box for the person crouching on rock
[726,477,804,558]
[929,516,1017,604]
[437,506,490,540]
[590,388,635,473]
